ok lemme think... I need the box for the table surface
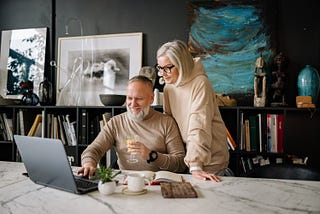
[1,161,320,214]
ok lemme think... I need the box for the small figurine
[253,53,267,107]
[139,66,157,87]
[271,52,287,106]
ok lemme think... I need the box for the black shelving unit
[1,105,319,176]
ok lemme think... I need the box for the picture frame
[56,32,143,106]
[0,28,47,100]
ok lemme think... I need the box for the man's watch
[147,151,158,163]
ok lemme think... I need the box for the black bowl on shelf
[99,94,126,106]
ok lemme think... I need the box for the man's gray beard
[126,106,150,122]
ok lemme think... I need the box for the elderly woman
[156,40,230,182]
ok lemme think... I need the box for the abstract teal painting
[188,1,276,105]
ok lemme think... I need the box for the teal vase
[297,65,320,104]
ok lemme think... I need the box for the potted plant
[94,165,121,195]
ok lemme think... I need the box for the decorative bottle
[297,65,320,104]
[38,77,53,105]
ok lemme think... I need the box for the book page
[154,171,182,183]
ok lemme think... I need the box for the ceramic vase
[297,65,320,104]
[21,90,39,106]
[98,180,116,195]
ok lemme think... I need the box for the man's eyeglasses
[155,64,175,75]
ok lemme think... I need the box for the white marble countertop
[1,161,320,214]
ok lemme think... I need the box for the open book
[140,171,183,184]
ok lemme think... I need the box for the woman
[156,40,230,181]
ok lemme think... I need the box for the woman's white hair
[156,40,194,86]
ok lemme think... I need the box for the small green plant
[94,165,121,184]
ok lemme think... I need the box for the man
[78,75,186,178]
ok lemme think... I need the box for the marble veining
[1,161,319,214]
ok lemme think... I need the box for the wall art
[188,1,276,105]
[56,32,142,106]
[0,28,47,100]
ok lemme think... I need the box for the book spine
[0,113,7,141]
[50,114,54,138]
[80,109,88,145]
[240,156,247,174]
[249,115,258,152]
[66,115,77,146]
[46,113,52,138]
[240,112,244,150]
[266,113,272,152]
[227,136,235,150]
[57,115,67,145]
[244,119,250,151]
[34,121,43,137]
[226,127,236,150]
[53,116,58,139]
[27,114,42,136]
[2,113,13,141]
[19,110,25,135]
[62,115,72,146]
[41,110,45,138]
[270,114,278,153]
[257,113,262,152]
[277,114,284,153]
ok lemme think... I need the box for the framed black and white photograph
[56,32,143,106]
[0,28,47,99]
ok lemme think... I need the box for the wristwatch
[147,151,158,163]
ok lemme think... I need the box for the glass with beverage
[126,135,138,163]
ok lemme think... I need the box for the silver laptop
[14,135,98,194]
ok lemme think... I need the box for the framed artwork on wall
[56,32,143,106]
[0,28,47,100]
[188,1,276,105]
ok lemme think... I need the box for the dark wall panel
[55,0,189,66]
[0,0,319,106]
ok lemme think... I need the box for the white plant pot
[98,180,116,195]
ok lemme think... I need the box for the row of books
[14,109,114,147]
[239,113,283,153]
[79,110,112,145]
[79,111,113,167]
[17,110,77,146]
[240,113,263,152]
[0,113,13,141]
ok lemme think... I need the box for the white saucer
[122,187,147,196]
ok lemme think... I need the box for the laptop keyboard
[75,178,98,189]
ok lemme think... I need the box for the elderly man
[78,75,186,178]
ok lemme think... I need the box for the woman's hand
[191,170,221,182]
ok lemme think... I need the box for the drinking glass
[126,135,138,163]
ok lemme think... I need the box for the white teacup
[126,173,150,192]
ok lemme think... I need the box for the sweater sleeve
[184,80,214,166]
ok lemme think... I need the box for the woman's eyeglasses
[155,64,175,75]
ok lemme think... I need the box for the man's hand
[191,170,221,182]
[77,162,96,179]
[127,140,151,160]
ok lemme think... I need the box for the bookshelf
[220,106,320,176]
[0,105,319,176]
